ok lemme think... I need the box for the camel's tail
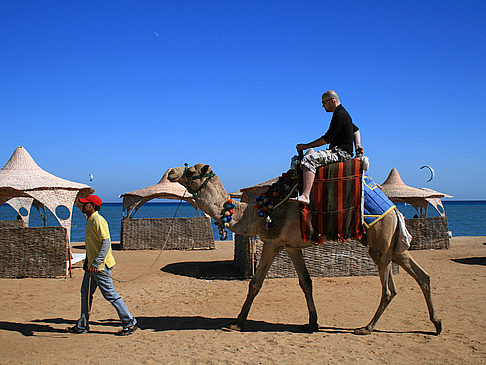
[393,208,412,253]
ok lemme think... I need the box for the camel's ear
[201,164,212,175]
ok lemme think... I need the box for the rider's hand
[296,144,306,152]
[88,265,100,273]
[355,146,364,157]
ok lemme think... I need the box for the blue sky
[1,0,485,201]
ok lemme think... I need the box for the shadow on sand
[0,320,70,337]
[1,318,119,336]
[161,260,247,280]
[2,317,436,336]
[20,317,303,334]
[319,326,437,336]
[451,257,486,266]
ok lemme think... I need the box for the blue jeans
[76,266,136,331]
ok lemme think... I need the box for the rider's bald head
[322,90,339,102]
[322,90,341,112]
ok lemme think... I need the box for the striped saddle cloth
[300,158,364,242]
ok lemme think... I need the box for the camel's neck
[193,177,260,236]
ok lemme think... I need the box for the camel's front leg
[355,248,395,335]
[227,240,282,331]
[286,247,319,332]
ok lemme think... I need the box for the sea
[1,201,485,242]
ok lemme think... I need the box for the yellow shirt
[85,211,116,270]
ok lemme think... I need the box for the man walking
[67,195,137,336]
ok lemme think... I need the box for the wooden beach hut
[0,146,93,277]
[380,168,452,249]
[119,169,215,250]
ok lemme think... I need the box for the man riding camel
[291,90,363,205]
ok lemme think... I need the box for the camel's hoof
[301,323,319,333]
[222,323,243,332]
[354,327,372,335]
[433,319,442,335]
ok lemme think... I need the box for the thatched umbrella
[380,168,452,218]
[0,146,93,239]
[229,190,243,200]
[237,177,279,202]
[120,169,197,217]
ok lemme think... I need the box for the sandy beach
[1,236,485,364]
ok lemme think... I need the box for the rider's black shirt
[322,104,359,155]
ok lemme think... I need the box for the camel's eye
[184,164,196,178]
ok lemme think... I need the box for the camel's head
[168,163,215,198]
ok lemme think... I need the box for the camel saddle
[258,157,395,242]
[300,158,364,242]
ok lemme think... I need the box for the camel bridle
[184,163,215,198]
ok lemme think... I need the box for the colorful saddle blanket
[299,159,397,242]
[363,173,396,228]
[300,158,364,242]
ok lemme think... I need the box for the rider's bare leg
[291,166,315,205]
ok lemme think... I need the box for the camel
[168,163,442,335]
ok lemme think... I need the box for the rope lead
[97,189,189,283]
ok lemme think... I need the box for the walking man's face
[82,202,95,216]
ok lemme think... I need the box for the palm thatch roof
[0,146,93,198]
[419,187,453,198]
[231,177,279,202]
[120,169,197,217]
[0,146,94,256]
[240,177,279,193]
[380,168,452,218]
[380,168,452,200]
[229,190,243,199]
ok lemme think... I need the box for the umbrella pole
[68,237,72,278]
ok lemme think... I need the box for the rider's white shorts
[291,148,352,174]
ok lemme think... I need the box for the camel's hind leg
[286,247,319,332]
[227,240,282,331]
[354,248,396,335]
[392,250,442,335]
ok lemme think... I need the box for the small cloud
[154,31,159,38]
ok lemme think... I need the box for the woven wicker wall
[120,216,215,250]
[405,216,450,250]
[0,226,68,278]
[234,234,253,277]
[234,235,398,278]
[0,220,24,228]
